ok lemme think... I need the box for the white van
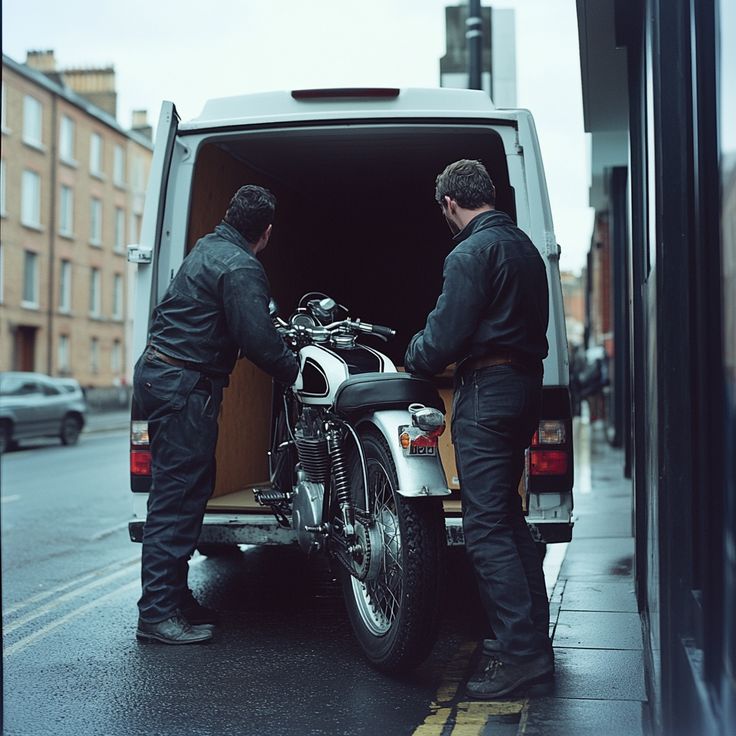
[128,87,574,552]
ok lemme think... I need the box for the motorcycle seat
[333,372,445,417]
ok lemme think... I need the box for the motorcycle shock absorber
[326,425,354,536]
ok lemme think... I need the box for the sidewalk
[83,408,130,434]
[519,418,650,735]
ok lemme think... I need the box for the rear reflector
[529,449,568,476]
[291,88,400,100]
[130,449,152,476]
[534,420,566,445]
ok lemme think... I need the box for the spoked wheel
[338,428,446,673]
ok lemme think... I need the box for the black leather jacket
[404,210,549,376]
[147,221,299,385]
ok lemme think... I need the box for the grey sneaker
[466,650,554,699]
[136,612,213,645]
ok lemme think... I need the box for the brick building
[0,51,152,387]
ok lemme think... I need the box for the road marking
[412,640,477,735]
[3,560,139,633]
[1,495,20,503]
[90,521,130,541]
[3,580,139,657]
[450,700,526,735]
[3,555,140,617]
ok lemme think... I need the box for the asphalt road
[1,429,513,736]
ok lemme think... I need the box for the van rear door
[127,101,179,361]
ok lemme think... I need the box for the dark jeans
[452,364,549,660]
[133,352,225,622]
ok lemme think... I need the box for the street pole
[467,0,483,90]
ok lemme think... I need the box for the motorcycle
[256,293,450,672]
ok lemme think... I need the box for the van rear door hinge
[543,231,561,260]
[127,243,153,264]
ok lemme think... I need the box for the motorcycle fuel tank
[294,344,396,406]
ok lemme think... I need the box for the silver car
[0,372,87,452]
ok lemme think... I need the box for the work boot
[136,612,213,645]
[180,590,219,626]
[479,637,555,672]
[466,650,553,699]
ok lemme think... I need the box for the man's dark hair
[224,185,277,243]
[435,159,496,209]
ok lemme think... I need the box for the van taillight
[130,420,151,476]
[529,419,568,476]
[131,450,152,476]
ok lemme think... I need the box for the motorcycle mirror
[268,298,279,318]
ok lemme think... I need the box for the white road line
[90,521,130,541]
[3,562,139,633]
[3,580,140,657]
[1,495,21,503]
[3,555,140,617]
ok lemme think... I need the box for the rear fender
[356,410,450,498]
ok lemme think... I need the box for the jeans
[452,364,549,660]
[133,352,225,622]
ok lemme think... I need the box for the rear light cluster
[529,420,569,476]
[130,420,151,476]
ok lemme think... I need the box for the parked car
[0,372,87,452]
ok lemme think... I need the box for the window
[113,145,125,187]
[114,208,125,253]
[60,116,76,164]
[58,335,70,374]
[111,339,122,374]
[60,185,74,237]
[90,198,102,246]
[90,337,99,374]
[22,250,39,307]
[21,170,42,229]
[112,273,123,319]
[0,159,6,217]
[89,267,101,317]
[59,259,72,313]
[23,95,43,148]
[1,82,8,133]
[90,133,103,177]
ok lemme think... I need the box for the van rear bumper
[129,515,573,547]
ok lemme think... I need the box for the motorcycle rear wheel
[339,428,446,673]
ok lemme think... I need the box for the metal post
[467,0,483,90]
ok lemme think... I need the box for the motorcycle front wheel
[338,427,446,673]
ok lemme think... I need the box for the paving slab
[521,697,648,736]
[561,580,638,613]
[554,610,643,650]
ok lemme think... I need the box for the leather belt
[146,346,214,382]
[461,349,538,373]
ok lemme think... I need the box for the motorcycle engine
[294,408,330,483]
[292,467,325,553]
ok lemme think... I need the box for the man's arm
[222,265,299,385]
[404,251,488,376]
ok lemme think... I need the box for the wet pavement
[2,413,649,735]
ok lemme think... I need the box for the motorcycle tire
[338,427,446,673]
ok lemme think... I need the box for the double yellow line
[413,641,526,736]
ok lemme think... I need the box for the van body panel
[130,88,574,545]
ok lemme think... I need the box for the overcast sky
[3,0,594,273]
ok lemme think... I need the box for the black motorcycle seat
[333,372,445,417]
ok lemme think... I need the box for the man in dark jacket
[133,185,299,645]
[405,160,552,697]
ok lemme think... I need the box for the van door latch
[127,243,153,264]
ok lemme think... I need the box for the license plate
[409,444,436,456]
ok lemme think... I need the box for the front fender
[357,410,451,498]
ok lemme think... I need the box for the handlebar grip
[371,324,396,338]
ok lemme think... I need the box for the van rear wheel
[338,429,445,673]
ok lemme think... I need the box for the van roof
[180,87,522,131]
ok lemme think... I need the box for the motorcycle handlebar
[275,316,396,340]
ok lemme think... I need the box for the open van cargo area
[185,124,516,508]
